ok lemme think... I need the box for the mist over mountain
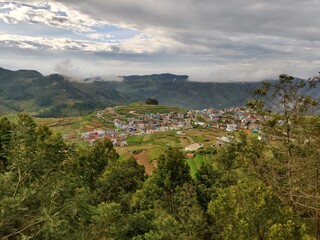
[0,67,269,117]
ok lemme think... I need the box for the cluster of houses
[75,107,266,146]
[187,107,265,132]
[111,107,265,136]
[113,112,189,135]
[80,129,128,146]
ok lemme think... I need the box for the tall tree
[0,115,103,239]
[248,74,320,238]
[153,147,192,215]
[174,183,208,240]
[76,139,119,190]
[194,163,221,210]
[208,177,308,240]
[0,117,13,171]
[96,157,145,204]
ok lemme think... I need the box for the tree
[130,148,197,239]
[195,163,221,210]
[247,73,320,238]
[153,147,192,214]
[84,202,123,240]
[174,183,208,240]
[145,98,159,105]
[0,117,13,171]
[0,114,81,239]
[75,139,119,190]
[96,157,145,204]
[208,177,308,240]
[0,115,100,239]
[142,208,181,240]
[132,148,192,213]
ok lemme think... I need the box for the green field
[127,135,144,146]
[115,103,186,115]
[120,127,221,177]
[2,110,225,177]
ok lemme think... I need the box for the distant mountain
[116,74,263,109]
[0,67,266,117]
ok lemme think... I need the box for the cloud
[54,0,320,40]
[1,0,320,81]
[51,0,320,60]
[86,33,114,40]
[54,59,123,82]
[85,75,124,82]
[54,59,80,77]
[0,33,182,55]
[0,1,105,33]
[0,34,117,51]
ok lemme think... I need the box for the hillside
[113,74,263,109]
[0,67,123,117]
[0,67,265,116]
[2,77,320,238]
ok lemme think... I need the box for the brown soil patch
[133,151,153,175]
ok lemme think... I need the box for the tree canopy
[1,74,320,239]
[145,98,159,105]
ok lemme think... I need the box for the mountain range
[0,67,267,117]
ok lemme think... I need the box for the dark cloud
[52,1,320,64]
[55,0,320,40]
[51,16,68,23]
[1,0,320,81]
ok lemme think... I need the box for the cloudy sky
[0,0,320,81]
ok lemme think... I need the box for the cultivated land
[4,103,261,176]
[114,128,223,175]
[34,119,223,176]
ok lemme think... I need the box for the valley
[26,103,263,177]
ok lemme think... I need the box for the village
[79,106,265,147]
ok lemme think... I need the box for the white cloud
[0,32,186,55]
[0,34,116,51]
[0,1,105,33]
[86,33,114,40]
[54,59,79,77]
[118,33,181,54]
[1,0,320,81]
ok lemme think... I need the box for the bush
[145,98,159,105]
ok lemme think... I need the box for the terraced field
[114,103,185,115]
[116,128,224,176]
[35,114,105,135]
[2,106,225,177]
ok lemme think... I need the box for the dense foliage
[145,98,159,105]
[1,74,320,239]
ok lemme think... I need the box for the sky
[0,0,320,82]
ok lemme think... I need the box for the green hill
[0,67,265,116]
[0,67,123,117]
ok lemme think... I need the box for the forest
[1,74,320,240]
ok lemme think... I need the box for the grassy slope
[115,103,185,115]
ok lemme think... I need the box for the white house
[184,143,203,151]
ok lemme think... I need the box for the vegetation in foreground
[1,74,320,239]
